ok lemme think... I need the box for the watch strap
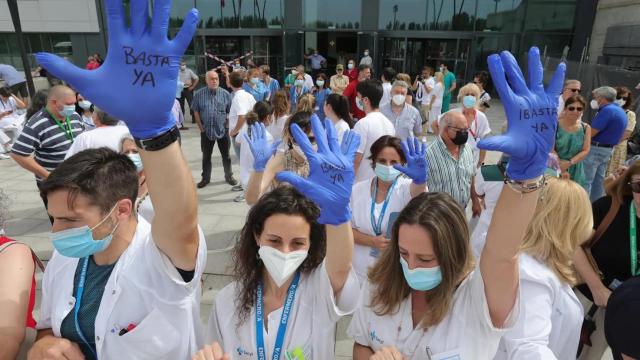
[135,126,180,151]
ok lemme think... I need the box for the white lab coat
[206,262,360,360]
[38,218,207,359]
[493,254,583,360]
[470,171,504,259]
[348,266,520,359]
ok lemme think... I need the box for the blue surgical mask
[356,97,365,111]
[462,95,476,109]
[127,153,143,172]
[61,105,76,117]
[50,205,119,258]
[250,77,260,85]
[295,79,304,87]
[316,80,325,87]
[375,163,401,182]
[400,257,442,291]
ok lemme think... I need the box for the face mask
[462,95,476,109]
[180,65,186,70]
[375,163,401,182]
[392,94,405,106]
[316,80,325,87]
[590,99,599,110]
[295,79,304,87]
[50,205,119,258]
[78,100,92,110]
[127,153,143,172]
[250,77,260,85]
[347,63,354,70]
[400,257,442,291]
[439,67,445,73]
[291,70,298,75]
[364,51,369,56]
[615,99,626,107]
[356,97,365,111]
[451,129,469,145]
[60,104,76,117]
[259,246,308,287]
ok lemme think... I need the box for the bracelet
[504,175,546,195]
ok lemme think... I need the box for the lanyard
[468,110,478,139]
[370,178,398,236]
[46,109,75,142]
[630,203,639,276]
[74,257,97,358]
[256,271,301,360]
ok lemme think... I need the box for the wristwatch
[135,126,180,151]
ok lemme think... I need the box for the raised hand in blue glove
[244,123,281,172]
[276,114,360,225]
[35,0,198,139]
[477,47,565,181]
[393,138,428,184]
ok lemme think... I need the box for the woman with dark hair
[75,93,95,130]
[25,89,49,121]
[347,47,564,359]
[245,111,316,205]
[351,135,427,281]
[313,73,331,120]
[205,115,361,360]
[555,95,590,186]
[324,93,353,144]
[607,86,636,176]
[289,73,310,110]
[267,90,290,141]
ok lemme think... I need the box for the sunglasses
[567,88,581,93]
[617,96,629,101]
[630,181,640,193]
[567,106,583,112]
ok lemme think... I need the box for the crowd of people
[1,1,640,360]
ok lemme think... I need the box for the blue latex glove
[394,138,428,184]
[477,47,565,180]
[244,123,281,172]
[276,115,360,225]
[35,0,198,139]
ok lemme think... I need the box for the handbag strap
[0,240,45,272]
[583,198,621,249]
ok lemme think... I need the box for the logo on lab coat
[236,347,254,357]
[370,330,384,345]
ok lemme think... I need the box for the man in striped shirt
[10,85,84,217]
[426,111,480,213]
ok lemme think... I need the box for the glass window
[380,38,406,72]
[521,33,572,59]
[406,39,457,76]
[524,1,577,32]
[197,0,283,28]
[304,0,361,29]
[425,0,476,31]
[475,0,526,32]
[378,0,426,30]
[253,36,284,81]
[473,35,517,71]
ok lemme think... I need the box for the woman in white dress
[428,72,444,133]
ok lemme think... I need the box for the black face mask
[451,130,469,145]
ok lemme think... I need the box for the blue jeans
[582,146,614,202]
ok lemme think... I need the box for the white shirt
[136,195,154,224]
[418,77,436,105]
[38,219,208,359]
[267,115,288,142]
[380,82,393,109]
[333,119,350,145]
[557,95,564,116]
[64,125,131,159]
[449,107,492,165]
[494,254,583,360]
[348,267,520,360]
[353,112,395,182]
[351,177,414,282]
[237,127,273,188]
[0,96,18,113]
[229,89,256,134]
[470,170,504,259]
[206,262,360,360]
[303,74,314,92]
[432,82,444,108]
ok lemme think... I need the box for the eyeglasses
[567,106,583,112]
[566,88,581,93]
[630,181,640,193]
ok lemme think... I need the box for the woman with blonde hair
[450,82,492,166]
[494,177,593,359]
[296,93,316,113]
[347,47,566,359]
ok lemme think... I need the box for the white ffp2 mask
[259,246,308,287]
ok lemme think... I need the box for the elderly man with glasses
[558,79,582,114]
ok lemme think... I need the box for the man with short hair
[192,70,234,189]
[0,63,27,100]
[352,79,395,182]
[10,85,84,218]
[413,66,435,125]
[64,109,130,158]
[305,49,326,78]
[426,111,479,209]
[558,79,582,114]
[178,60,199,123]
[380,81,421,141]
[379,67,396,109]
[438,62,457,112]
[360,49,373,67]
[243,67,268,102]
[343,64,372,120]
[330,64,349,95]
[228,70,256,190]
[260,65,280,101]
[582,86,628,201]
